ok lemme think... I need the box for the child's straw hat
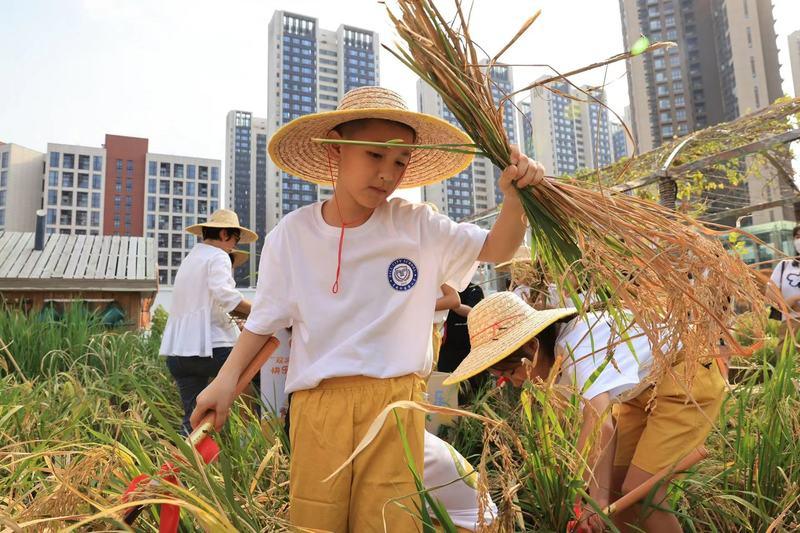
[229,249,250,269]
[443,292,577,385]
[495,245,532,273]
[268,86,475,189]
[185,209,258,245]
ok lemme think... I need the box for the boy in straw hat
[444,292,727,532]
[159,209,257,435]
[191,85,544,531]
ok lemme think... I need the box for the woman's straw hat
[495,245,532,273]
[186,209,258,245]
[268,86,475,189]
[229,249,250,269]
[443,292,577,385]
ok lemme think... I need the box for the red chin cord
[324,148,411,294]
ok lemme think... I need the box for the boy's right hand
[190,371,238,432]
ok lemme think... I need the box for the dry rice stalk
[385,0,774,384]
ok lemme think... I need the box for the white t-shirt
[424,432,497,530]
[557,311,654,402]
[770,259,800,319]
[160,243,243,357]
[245,198,488,394]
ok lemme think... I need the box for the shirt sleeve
[770,260,784,289]
[207,253,243,313]
[244,226,296,335]
[422,208,489,291]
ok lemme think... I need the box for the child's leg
[350,375,425,533]
[611,391,649,532]
[288,383,354,532]
[615,361,726,532]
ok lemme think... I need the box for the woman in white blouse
[159,209,257,434]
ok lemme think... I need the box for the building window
[76,192,88,208]
[62,172,74,187]
[160,180,170,194]
[92,174,102,189]
[63,154,75,169]
[174,164,184,178]
[78,155,90,170]
[173,182,183,195]
[171,234,182,248]
[211,167,219,182]
[149,161,157,176]
[160,162,170,177]
[187,165,196,179]
[48,189,57,205]
[172,198,183,213]
[126,160,133,176]
[50,152,60,168]
[49,171,59,186]
[47,209,56,224]
[186,198,195,212]
[91,192,100,208]
[116,159,123,172]
[147,214,155,229]
[158,215,169,229]
[148,196,156,211]
[0,152,7,168]
[78,173,89,189]
[199,166,208,180]
[60,210,72,225]
[93,155,103,172]
[91,211,100,226]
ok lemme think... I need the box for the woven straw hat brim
[230,250,250,269]
[268,108,475,189]
[185,222,258,245]
[443,307,579,385]
[495,257,532,273]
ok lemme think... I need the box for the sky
[1,0,799,202]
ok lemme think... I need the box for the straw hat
[186,209,258,245]
[495,245,532,273]
[443,292,578,385]
[268,86,475,189]
[229,248,250,269]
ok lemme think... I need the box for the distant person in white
[159,209,256,434]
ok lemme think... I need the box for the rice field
[0,306,798,531]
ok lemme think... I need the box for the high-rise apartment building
[264,11,379,232]
[788,29,800,98]
[225,111,268,286]
[529,80,616,176]
[619,0,789,223]
[0,143,45,232]
[40,135,220,286]
[419,64,518,221]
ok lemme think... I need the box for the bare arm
[478,146,545,263]
[190,328,272,431]
[435,284,460,311]
[232,299,252,316]
[452,304,472,318]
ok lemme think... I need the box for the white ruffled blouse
[159,243,243,357]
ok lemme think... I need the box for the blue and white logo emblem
[388,258,418,291]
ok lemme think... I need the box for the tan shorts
[614,361,726,474]
[289,374,426,532]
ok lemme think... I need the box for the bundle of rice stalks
[385,0,774,382]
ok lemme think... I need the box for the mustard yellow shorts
[614,361,727,474]
[289,374,426,533]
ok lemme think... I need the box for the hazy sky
[1,0,798,202]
